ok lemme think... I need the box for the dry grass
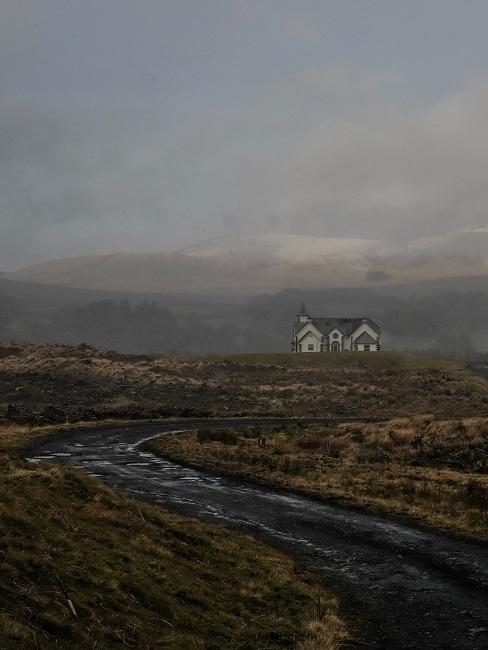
[150,418,488,540]
[4,342,482,647]
[1,343,488,425]
[0,419,158,457]
[298,617,347,650]
[0,424,349,649]
[190,351,464,371]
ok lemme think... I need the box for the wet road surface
[26,420,488,649]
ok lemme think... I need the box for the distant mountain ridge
[8,229,488,295]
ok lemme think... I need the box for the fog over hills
[4,227,488,357]
[8,228,488,295]
[3,227,488,356]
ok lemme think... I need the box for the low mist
[2,1,488,358]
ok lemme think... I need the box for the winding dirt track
[26,420,488,649]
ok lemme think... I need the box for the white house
[291,304,381,352]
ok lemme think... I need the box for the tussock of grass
[298,617,347,650]
[150,419,488,540]
[0,425,349,649]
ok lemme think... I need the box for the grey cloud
[2,70,488,269]
[3,1,488,270]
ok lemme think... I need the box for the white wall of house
[351,322,378,341]
[328,328,344,351]
[299,331,321,352]
[355,343,378,352]
[295,319,380,352]
[297,321,323,352]
[351,322,380,351]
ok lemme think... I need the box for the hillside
[0,276,211,314]
[1,344,488,426]
[0,426,346,649]
[8,229,488,295]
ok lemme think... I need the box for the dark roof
[353,331,377,345]
[293,316,380,337]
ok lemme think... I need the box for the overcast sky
[2,0,488,269]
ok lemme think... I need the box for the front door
[331,342,340,352]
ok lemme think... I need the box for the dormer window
[332,332,339,339]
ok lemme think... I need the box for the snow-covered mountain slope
[8,229,488,295]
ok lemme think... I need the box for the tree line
[2,288,488,357]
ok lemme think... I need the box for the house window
[332,333,339,339]
[364,345,370,351]
[308,344,314,351]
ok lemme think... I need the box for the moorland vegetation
[2,343,488,648]
[150,417,488,539]
[0,424,347,649]
[1,344,488,426]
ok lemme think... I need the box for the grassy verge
[0,419,181,457]
[0,425,349,649]
[148,418,488,540]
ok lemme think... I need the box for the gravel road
[26,420,488,649]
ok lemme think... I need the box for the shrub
[465,481,488,511]
[243,426,262,439]
[197,428,239,445]
[400,479,416,502]
[296,436,326,451]
[279,456,304,475]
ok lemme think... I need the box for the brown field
[1,343,488,425]
[149,417,488,540]
[2,342,488,646]
[0,424,348,649]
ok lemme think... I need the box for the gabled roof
[312,318,361,336]
[353,331,377,345]
[292,316,380,338]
